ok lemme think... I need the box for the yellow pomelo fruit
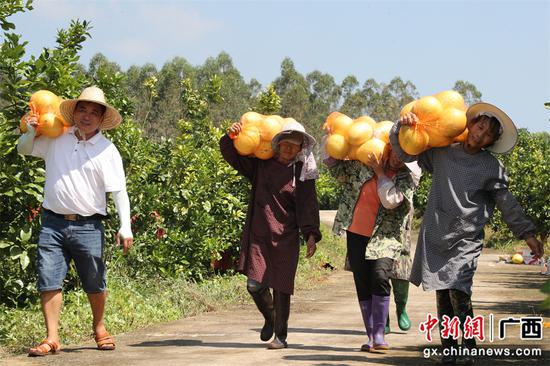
[347,144,360,160]
[332,113,353,136]
[39,112,65,138]
[20,113,29,133]
[454,128,468,143]
[347,121,374,146]
[326,133,349,159]
[354,116,376,130]
[511,253,524,264]
[30,90,60,114]
[323,111,343,131]
[373,121,394,143]
[356,138,386,167]
[268,115,285,126]
[434,90,466,111]
[234,126,261,155]
[400,100,416,117]
[240,111,264,128]
[426,129,453,148]
[435,107,467,138]
[412,96,443,123]
[258,115,282,141]
[254,140,275,160]
[398,125,430,155]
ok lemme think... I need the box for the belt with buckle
[44,209,107,221]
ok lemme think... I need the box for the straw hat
[466,102,518,154]
[59,86,122,130]
[271,119,316,153]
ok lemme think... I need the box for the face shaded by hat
[271,119,319,182]
[271,119,316,154]
[278,131,304,147]
[59,86,122,131]
[465,102,517,154]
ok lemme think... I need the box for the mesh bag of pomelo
[20,90,70,138]
[398,90,468,155]
[323,111,392,168]
[232,111,292,159]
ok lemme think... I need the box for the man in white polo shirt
[17,86,133,356]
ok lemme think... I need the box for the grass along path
[0,224,345,357]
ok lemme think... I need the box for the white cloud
[32,0,104,22]
[133,2,222,42]
[30,0,223,61]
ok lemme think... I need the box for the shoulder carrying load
[323,111,390,168]
[20,90,70,138]
[398,90,468,155]
[233,112,290,160]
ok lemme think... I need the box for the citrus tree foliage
[103,78,248,279]
[488,130,550,245]
[0,3,92,304]
[254,84,281,115]
[316,165,343,210]
[0,10,249,305]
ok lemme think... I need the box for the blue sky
[8,0,550,132]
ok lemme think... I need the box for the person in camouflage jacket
[324,144,420,352]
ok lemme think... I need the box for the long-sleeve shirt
[220,134,321,294]
[325,158,417,261]
[389,122,536,295]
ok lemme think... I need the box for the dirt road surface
[3,211,548,365]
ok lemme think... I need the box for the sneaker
[267,337,288,349]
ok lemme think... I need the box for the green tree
[195,52,252,126]
[453,80,482,106]
[87,53,122,81]
[340,75,367,117]
[273,58,310,123]
[254,84,281,115]
[0,9,91,305]
[488,129,550,244]
[148,57,194,138]
[304,70,341,145]
[124,63,158,135]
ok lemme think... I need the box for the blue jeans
[37,210,106,293]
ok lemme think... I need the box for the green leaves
[0,1,33,31]
[0,9,92,306]
[488,129,550,245]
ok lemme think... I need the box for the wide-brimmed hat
[59,86,122,130]
[466,102,518,154]
[271,119,316,153]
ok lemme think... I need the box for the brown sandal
[28,339,60,357]
[95,331,116,351]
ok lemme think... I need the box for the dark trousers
[346,231,393,300]
[436,289,477,350]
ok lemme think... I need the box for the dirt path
[3,213,549,365]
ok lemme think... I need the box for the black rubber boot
[437,290,459,364]
[268,290,290,349]
[248,286,275,342]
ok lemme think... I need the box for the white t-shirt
[32,127,126,216]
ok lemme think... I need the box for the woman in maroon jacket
[220,119,322,349]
